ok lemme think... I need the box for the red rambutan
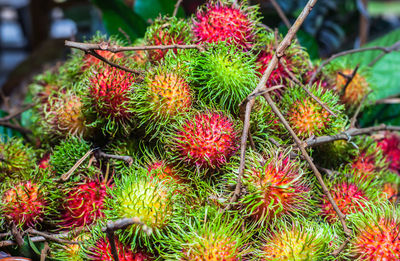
[88,238,148,261]
[377,132,400,174]
[192,0,258,49]
[167,111,239,170]
[1,181,46,228]
[321,182,368,223]
[60,179,110,228]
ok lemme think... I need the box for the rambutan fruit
[0,180,47,228]
[319,174,380,224]
[83,50,124,70]
[86,65,136,135]
[256,33,310,93]
[135,63,193,137]
[256,218,336,260]
[335,68,370,107]
[380,172,400,203]
[350,139,387,181]
[59,179,110,228]
[50,137,92,177]
[0,138,35,181]
[191,42,259,113]
[161,207,251,260]
[377,131,400,174]
[49,233,89,261]
[165,109,240,170]
[105,168,180,246]
[192,0,262,49]
[281,84,346,139]
[224,148,311,224]
[144,16,192,63]
[42,90,90,137]
[348,202,400,260]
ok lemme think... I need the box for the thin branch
[60,148,99,181]
[0,230,78,247]
[86,50,142,75]
[25,228,80,245]
[309,40,400,84]
[40,242,49,261]
[11,222,24,246]
[375,97,400,104]
[332,238,351,257]
[340,65,359,98]
[173,0,183,17]
[0,121,33,135]
[0,104,34,122]
[263,92,351,238]
[304,124,400,148]
[96,151,133,166]
[65,40,204,53]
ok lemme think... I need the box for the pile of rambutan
[1,0,400,260]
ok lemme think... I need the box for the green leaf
[91,0,147,41]
[359,104,400,127]
[134,0,185,21]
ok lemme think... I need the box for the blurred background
[0,0,399,105]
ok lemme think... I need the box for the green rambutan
[144,16,192,63]
[256,218,336,260]
[50,137,92,177]
[135,63,193,137]
[224,148,311,224]
[0,179,47,229]
[165,109,240,170]
[281,84,346,139]
[0,137,35,181]
[161,207,252,260]
[191,42,258,113]
[192,0,262,49]
[85,64,137,136]
[348,202,400,260]
[105,168,180,247]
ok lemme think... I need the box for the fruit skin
[50,137,92,177]
[192,0,262,49]
[0,180,47,229]
[256,33,310,93]
[191,42,259,113]
[0,138,35,181]
[59,179,110,228]
[42,91,90,138]
[135,62,193,138]
[377,131,400,174]
[348,202,400,260]
[85,64,137,136]
[224,148,312,225]
[144,16,192,63]
[105,168,180,249]
[165,109,240,170]
[257,218,336,261]
[319,173,381,224]
[160,206,252,260]
[281,84,346,139]
[335,68,370,107]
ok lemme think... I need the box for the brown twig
[25,228,80,245]
[0,121,33,135]
[304,124,400,148]
[332,238,351,257]
[173,0,183,17]
[60,148,99,181]
[340,65,359,98]
[375,97,400,104]
[86,50,142,75]
[0,104,34,122]
[118,28,132,45]
[309,40,400,84]
[0,230,78,247]
[96,151,133,166]
[65,40,204,53]
[40,242,49,261]
[11,222,24,246]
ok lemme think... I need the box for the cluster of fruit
[1,0,400,260]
